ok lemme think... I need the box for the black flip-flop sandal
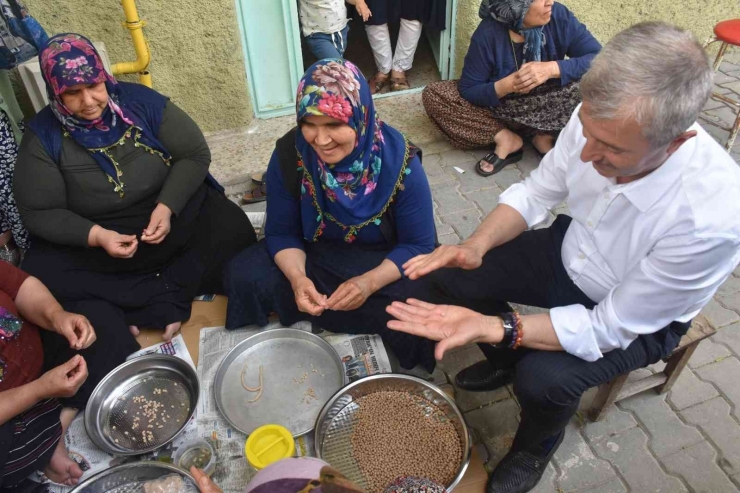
[475,148,525,177]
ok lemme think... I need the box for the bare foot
[162,321,181,341]
[129,325,140,337]
[532,134,555,156]
[479,129,524,173]
[44,439,83,486]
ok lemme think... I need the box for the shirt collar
[610,125,697,212]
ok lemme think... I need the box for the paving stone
[688,339,732,369]
[421,140,455,155]
[626,367,653,383]
[696,357,740,421]
[515,152,541,178]
[582,405,637,442]
[591,427,688,493]
[434,214,454,236]
[667,367,720,410]
[681,396,740,475]
[528,463,558,493]
[437,233,460,245]
[438,149,477,167]
[441,345,512,413]
[721,79,740,95]
[718,275,740,297]
[578,478,628,493]
[649,360,667,373]
[618,393,704,458]
[719,61,740,75]
[703,97,730,111]
[465,399,521,469]
[734,265,740,277]
[553,420,617,492]
[491,167,523,191]
[444,161,500,193]
[432,183,476,216]
[701,299,740,329]
[662,440,739,493]
[421,154,457,186]
[465,188,501,216]
[706,105,740,126]
[719,291,740,313]
[712,322,740,356]
[440,210,481,240]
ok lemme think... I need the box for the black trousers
[424,216,686,451]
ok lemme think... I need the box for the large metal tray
[69,462,197,493]
[214,328,346,436]
[84,354,199,455]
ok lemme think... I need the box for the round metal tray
[69,461,197,493]
[84,354,199,455]
[214,328,346,436]
[314,374,471,491]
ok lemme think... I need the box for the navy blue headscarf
[294,59,411,243]
[479,0,545,63]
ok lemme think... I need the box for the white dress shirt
[499,106,740,362]
[299,0,348,37]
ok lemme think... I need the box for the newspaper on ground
[193,323,392,493]
[126,333,196,370]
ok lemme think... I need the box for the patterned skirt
[422,79,581,149]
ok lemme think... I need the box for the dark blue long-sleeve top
[264,150,436,274]
[459,2,601,108]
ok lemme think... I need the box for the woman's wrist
[548,61,561,79]
[87,225,104,247]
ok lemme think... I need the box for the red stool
[703,19,740,150]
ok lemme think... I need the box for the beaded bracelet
[511,311,524,349]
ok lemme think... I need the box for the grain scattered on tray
[350,391,462,493]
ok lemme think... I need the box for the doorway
[235,0,457,118]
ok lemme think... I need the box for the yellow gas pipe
[111,0,152,87]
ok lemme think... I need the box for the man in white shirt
[386,22,740,493]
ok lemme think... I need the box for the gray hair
[580,21,713,147]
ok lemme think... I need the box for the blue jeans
[305,25,349,60]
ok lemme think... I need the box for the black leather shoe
[487,430,565,493]
[454,361,514,392]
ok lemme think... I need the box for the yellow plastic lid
[245,424,295,470]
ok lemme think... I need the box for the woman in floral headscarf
[13,34,256,408]
[225,59,437,371]
[422,0,600,176]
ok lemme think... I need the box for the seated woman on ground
[422,0,600,176]
[0,261,93,488]
[14,33,256,408]
[225,59,437,371]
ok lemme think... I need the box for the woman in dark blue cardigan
[225,59,437,371]
[423,0,600,176]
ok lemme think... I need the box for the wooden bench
[588,316,717,421]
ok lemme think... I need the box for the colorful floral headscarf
[295,59,412,243]
[37,33,175,197]
[479,0,545,63]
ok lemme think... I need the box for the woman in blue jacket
[422,0,600,176]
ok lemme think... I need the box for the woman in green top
[13,34,256,408]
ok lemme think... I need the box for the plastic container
[245,424,295,470]
[172,439,216,476]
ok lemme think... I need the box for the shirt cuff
[499,183,552,228]
[549,304,603,362]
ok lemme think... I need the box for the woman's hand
[141,203,172,244]
[513,61,560,94]
[191,467,222,493]
[292,276,328,316]
[35,355,88,399]
[90,226,138,258]
[50,310,96,350]
[386,299,502,360]
[355,0,372,21]
[327,275,374,311]
[403,244,484,280]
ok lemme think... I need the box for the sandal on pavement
[475,148,524,177]
[368,73,390,94]
[242,181,267,204]
[390,76,411,92]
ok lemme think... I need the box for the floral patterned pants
[0,109,27,249]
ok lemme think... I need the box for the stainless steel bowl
[69,461,197,493]
[313,374,471,491]
[85,354,199,455]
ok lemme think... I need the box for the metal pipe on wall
[111,0,152,87]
